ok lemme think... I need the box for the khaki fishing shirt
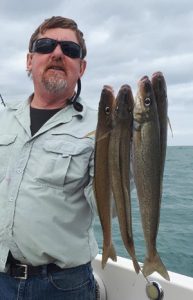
[0,97,99,272]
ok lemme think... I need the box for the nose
[50,44,64,59]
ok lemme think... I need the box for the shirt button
[1,258,5,263]
[16,169,22,174]
[9,197,14,202]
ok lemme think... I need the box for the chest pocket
[0,134,17,182]
[35,139,92,189]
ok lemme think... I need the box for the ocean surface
[94,146,193,278]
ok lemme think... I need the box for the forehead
[38,28,78,43]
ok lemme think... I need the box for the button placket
[7,141,32,229]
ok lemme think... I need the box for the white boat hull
[92,254,193,300]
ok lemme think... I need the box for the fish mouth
[144,81,152,93]
[152,71,163,79]
[151,72,165,92]
[139,76,152,94]
[141,75,149,81]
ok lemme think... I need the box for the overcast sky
[0,0,193,146]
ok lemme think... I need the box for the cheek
[70,61,84,78]
[31,58,46,77]
[66,61,79,78]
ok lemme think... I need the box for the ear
[79,59,87,78]
[26,53,33,72]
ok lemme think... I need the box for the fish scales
[119,85,134,239]
[133,76,170,280]
[151,71,168,188]
[94,85,117,268]
[109,84,140,274]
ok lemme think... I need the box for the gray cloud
[0,0,193,145]
[0,0,64,19]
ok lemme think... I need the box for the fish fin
[102,244,117,269]
[142,253,170,281]
[125,243,141,274]
[132,258,141,274]
[96,131,111,142]
[167,117,173,138]
[84,130,96,138]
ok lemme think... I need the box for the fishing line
[0,94,6,107]
[68,78,83,112]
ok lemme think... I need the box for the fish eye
[105,106,110,115]
[144,97,151,107]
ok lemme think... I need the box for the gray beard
[42,74,67,94]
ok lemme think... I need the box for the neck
[30,90,74,109]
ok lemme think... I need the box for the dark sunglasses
[31,38,83,59]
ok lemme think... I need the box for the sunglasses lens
[32,39,82,58]
[61,42,81,58]
[32,39,56,54]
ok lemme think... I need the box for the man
[0,16,98,299]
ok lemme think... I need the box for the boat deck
[92,255,193,300]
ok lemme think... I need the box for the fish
[151,71,168,188]
[109,84,140,274]
[132,75,170,280]
[94,85,117,268]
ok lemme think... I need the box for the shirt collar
[7,94,86,119]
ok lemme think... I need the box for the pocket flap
[0,134,17,146]
[43,140,89,157]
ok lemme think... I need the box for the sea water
[94,146,193,277]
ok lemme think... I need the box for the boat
[92,254,193,300]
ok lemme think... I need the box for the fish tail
[102,244,117,269]
[142,252,170,281]
[125,242,141,274]
[132,257,141,274]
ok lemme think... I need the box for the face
[27,28,86,99]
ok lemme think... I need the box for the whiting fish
[132,76,170,280]
[109,84,140,274]
[151,71,168,188]
[94,85,117,268]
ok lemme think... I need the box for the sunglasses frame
[31,38,83,59]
